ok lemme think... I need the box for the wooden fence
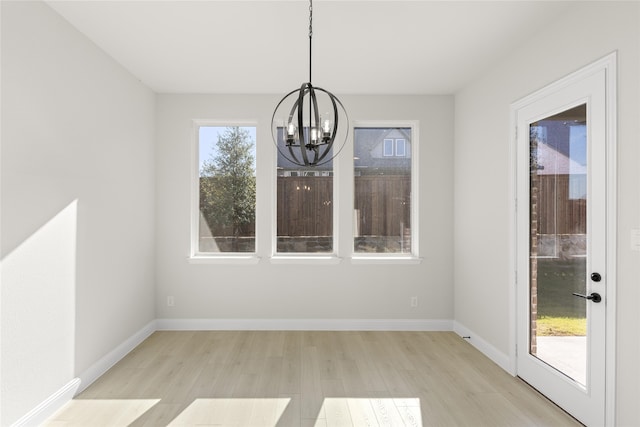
[201,175,411,239]
[201,173,582,241]
[354,175,411,237]
[536,174,586,235]
[277,176,333,237]
[277,175,411,237]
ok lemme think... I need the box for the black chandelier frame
[271,0,348,167]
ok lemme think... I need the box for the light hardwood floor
[43,331,581,426]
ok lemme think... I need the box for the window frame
[189,119,260,264]
[351,121,421,263]
[271,126,341,263]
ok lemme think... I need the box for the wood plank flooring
[43,331,581,426]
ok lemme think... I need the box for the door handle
[572,292,602,303]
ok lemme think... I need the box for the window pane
[198,126,256,253]
[383,139,394,157]
[354,127,412,253]
[529,104,588,385]
[395,139,406,157]
[276,128,333,253]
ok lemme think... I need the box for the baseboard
[11,378,81,427]
[11,321,157,426]
[453,321,514,374]
[156,318,454,331]
[76,319,157,394]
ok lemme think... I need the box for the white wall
[453,2,639,425]
[155,94,454,324]
[1,2,156,425]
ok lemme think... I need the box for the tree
[200,127,256,251]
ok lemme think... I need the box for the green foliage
[199,127,256,249]
[537,316,586,336]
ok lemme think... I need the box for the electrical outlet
[167,296,175,307]
[410,296,418,308]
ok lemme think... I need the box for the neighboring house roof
[354,127,411,174]
[535,142,587,175]
[533,120,587,176]
[276,127,412,173]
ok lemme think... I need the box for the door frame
[509,52,617,425]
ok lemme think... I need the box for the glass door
[514,60,613,426]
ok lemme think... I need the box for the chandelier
[271,0,348,167]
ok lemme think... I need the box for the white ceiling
[45,1,573,95]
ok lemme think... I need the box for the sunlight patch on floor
[167,397,291,426]
[42,399,160,426]
[317,397,422,426]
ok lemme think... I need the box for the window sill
[269,255,342,265]
[188,255,261,265]
[350,256,423,265]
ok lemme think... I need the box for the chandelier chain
[309,0,313,39]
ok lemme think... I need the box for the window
[276,128,333,254]
[353,125,416,255]
[383,138,394,156]
[193,125,256,255]
[383,138,406,157]
[395,139,406,157]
